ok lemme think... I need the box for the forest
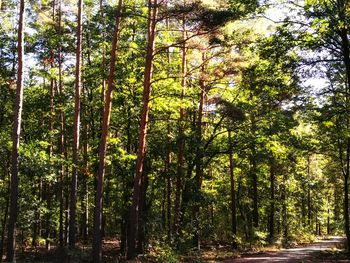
[0,0,350,262]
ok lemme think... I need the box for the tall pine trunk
[45,0,57,250]
[45,61,55,251]
[193,50,206,250]
[173,8,187,241]
[99,0,106,114]
[228,131,237,248]
[250,114,259,229]
[92,0,123,261]
[281,173,288,245]
[57,0,66,247]
[81,124,89,242]
[307,156,312,229]
[339,16,350,251]
[268,158,275,243]
[127,0,157,258]
[166,124,172,241]
[7,0,25,260]
[69,0,83,249]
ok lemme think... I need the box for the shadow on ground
[222,237,349,263]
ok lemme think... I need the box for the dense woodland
[0,0,350,262]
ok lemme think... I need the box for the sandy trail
[222,237,347,262]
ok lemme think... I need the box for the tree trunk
[45,184,52,250]
[127,0,157,259]
[193,50,206,250]
[301,194,306,228]
[65,192,69,246]
[282,173,288,246]
[120,170,129,257]
[32,173,41,248]
[81,125,89,242]
[173,1,187,243]
[166,125,172,241]
[68,0,83,249]
[45,69,55,251]
[339,17,350,251]
[344,142,350,250]
[137,169,149,254]
[268,159,275,243]
[92,0,123,261]
[307,156,312,230]
[334,184,340,221]
[57,0,66,247]
[100,0,106,109]
[344,168,350,250]
[250,115,259,229]
[7,0,25,260]
[161,187,166,230]
[120,108,133,257]
[58,110,66,247]
[228,131,237,248]
[45,0,56,250]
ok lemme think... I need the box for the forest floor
[6,236,349,262]
[143,236,350,262]
[217,236,348,263]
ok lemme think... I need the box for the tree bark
[92,0,123,261]
[45,67,55,251]
[306,155,312,231]
[45,184,52,250]
[281,173,288,246]
[166,125,172,241]
[301,193,306,227]
[45,0,56,250]
[344,139,350,250]
[57,0,66,247]
[228,131,237,248]
[334,184,340,221]
[193,49,206,250]
[127,0,157,258]
[327,207,330,235]
[69,0,83,249]
[137,168,149,254]
[120,108,133,256]
[173,6,187,241]
[250,115,259,229]
[6,0,25,260]
[100,0,106,108]
[81,125,89,242]
[339,15,350,251]
[268,158,275,243]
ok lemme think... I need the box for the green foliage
[149,242,179,263]
[0,0,346,261]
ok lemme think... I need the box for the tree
[92,0,123,261]
[7,0,25,260]
[127,0,158,258]
[69,0,83,249]
[280,0,350,250]
[0,0,347,261]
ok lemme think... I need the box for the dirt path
[222,237,348,262]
